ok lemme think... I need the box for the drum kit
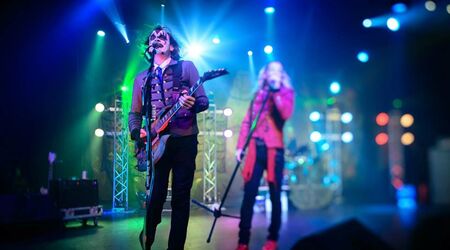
[284,144,337,210]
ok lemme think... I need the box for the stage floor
[1,203,449,250]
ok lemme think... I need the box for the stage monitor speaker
[50,179,99,208]
[291,218,393,250]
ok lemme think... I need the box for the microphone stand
[192,86,273,243]
[141,49,156,250]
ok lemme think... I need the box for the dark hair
[143,25,181,62]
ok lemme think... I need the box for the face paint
[149,29,171,54]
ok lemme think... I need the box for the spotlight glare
[375,132,389,145]
[376,112,390,126]
[309,111,321,122]
[264,45,273,54]
[121,86,128,92]
[310,131,322,143]
[247,50,253,56]
[341,112,353,124]
[425,1,436,12]
[387,17,400,31]
[264,7,275,14]
[357,51,369,63]
[95,128,105,137]
[212,37,220,44]
[341,132,354,143]
[329,81,341,94]
[401,132,415,145]
[223,108,233,117]
[95,103,105,112]
[392,3,408,13]
[186,43,204,59]
[400,114,414,128]
[97,30,106,37]
[362,19,372,28]
[224,129,233,138]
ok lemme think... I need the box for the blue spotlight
[329,81,341,95]
[362,19,372,28]
[357,51,369,63]
[321,142,330,151]
[341,112,353,124]
[392,3,408,13]
[264,45,273,54]
[186,43,204,59]
[310,131,322,143]
[387,17,400,31]
[309,111,321,122]
[247,50,253,56]
[97,30,105,37]
[341,132,354,143]
[212,37,220,44]
[264,7,275,14]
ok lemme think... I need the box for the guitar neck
[154,78,204,130]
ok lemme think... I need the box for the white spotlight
[310,131,322,142]
[224,129,233,138]
[95,103,105,112]
[341,132,354,143]
[309,111,321,122]
[223,108,233,117]
[341,112,353,124]
[95,128,105,137]
[387,17,400,31]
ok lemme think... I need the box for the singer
[128,25,209,249]
[235,61,295,250]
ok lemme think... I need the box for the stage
[2,203,449,250]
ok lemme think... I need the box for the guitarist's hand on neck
[179,90,196,109]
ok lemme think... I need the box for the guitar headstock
[201,68,229,81]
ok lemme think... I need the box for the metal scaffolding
[200,94,218,204]
[110,98,129,212]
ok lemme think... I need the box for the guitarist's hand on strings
[179,90,196,109]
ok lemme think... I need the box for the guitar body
[151,134,170,164]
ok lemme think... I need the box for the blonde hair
[257,61,293,89]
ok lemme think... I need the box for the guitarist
[128,25,208,250]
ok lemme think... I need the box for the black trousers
[238,143,284,245]
[145,134,198,250]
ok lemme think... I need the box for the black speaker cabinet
[50,179,99,208]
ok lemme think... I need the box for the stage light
[264,45,273,54]
[186,43,204,59]
[247,50,253,56]
[357,51,369,63]
[387,17,400,31]
[121,86,128,92]
[97,30,105,37]
[397,185,417,209]
[375,132,389,145]
[341,132,354,143]
[393,98,403,109]
[401,132,415,145]
[309,111,321,122]
[95,128,104,137]
[376,112,389,126]
[212,37,220,44]
[264,7,275,14]
[161,4,165,7]
[223,129,233,138]
[447,4,450,14]
[341,112,353,124]
[326,97,336,106]
[425,1,436,12]
[392,3,408,13]
[321,143,330,151]
[400,114,414,128]
[329,81,341,94]
[223,108,233,116]
[362,19,372,28]
[95,103,105,112]
[310,131,322,142]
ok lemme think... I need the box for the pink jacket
[237,86,295,183]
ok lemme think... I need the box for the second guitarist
[128,25,209,250]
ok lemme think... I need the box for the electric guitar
[135,68,228,171]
